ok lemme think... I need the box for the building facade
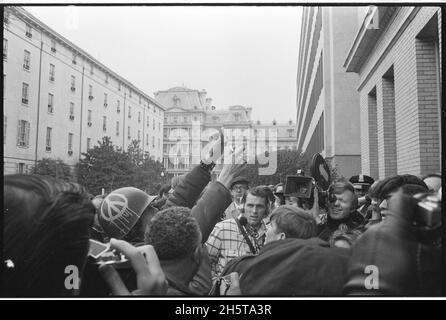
[155,86,253,176]
[296,7,362,179]
[252,120,298,151]
[3,7,165,175]
[344,6,442,178]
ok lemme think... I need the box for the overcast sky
[24,5,302,123]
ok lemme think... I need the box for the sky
[24,5,302,123]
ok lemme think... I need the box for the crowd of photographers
[3,139,443,297]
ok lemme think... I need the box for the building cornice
[343,6,398,73]
[6,6,166,111]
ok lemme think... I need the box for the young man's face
[328,190,355,220]
[265,220,285,244]
[284,196,299,207]
[231,183,248,202]
[244,193,268,228]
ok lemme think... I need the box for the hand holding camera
[218,272,242,296]
[97,239,167,295]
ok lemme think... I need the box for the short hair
[242,186,271,208]
[270,205,316,239]
[4,174,95,296]
[328,181,358,209]
[370,174,428,200]
[145,206,201,260]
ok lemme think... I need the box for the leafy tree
[76,136,134,195]
[31,158,73,181]
[76,137,167,196]
[127,140,165,195]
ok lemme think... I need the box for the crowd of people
[2,142,443,296]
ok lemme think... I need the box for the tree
[127,140,165,195]
[76,137,167,196]
[76,136,134,195]
[32,158,73,181]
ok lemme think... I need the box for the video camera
[284,153,335,208]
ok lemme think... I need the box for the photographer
[316,181,366,247]
[344,189,442,295]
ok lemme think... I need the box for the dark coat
[221,238,350,296]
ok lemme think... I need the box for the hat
[274,183,284,195]
[98,187,157,239]
[230,176,249,189]
[349,174,374,190]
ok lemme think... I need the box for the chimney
[206,98,213,110]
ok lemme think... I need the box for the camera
[284,153,335,208]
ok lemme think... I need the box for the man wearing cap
[222,176,249,220]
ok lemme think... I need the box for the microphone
[238,216,258,238]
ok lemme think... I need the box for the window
[25,24,32,38]
[49,64,55,81]
[153,119,155,130]
[146,134,149,146]
[51,39,56,53]
[158,122,160,132]
[158,138,160,149]
[21,83,29,104]
[103,116,107,132]
[117,100,120,113]
[104,93,108,107]
[139,95,141,104]
[138,130,141,141]
[71,75,76,91]
[116,121,120,136]
[87,110,92,123]
[69,102,75,119]
[128,106,132,118]
[68,133,73,154]
[17,120,30,147]
[72,52,77,64]
[17,163,25,174]
[147,116,149,127]
[46,127,52,151]
[48,93,54,113]
[129,90,132,98]
[128,126,131,139]
[89,85,93,99]
[152,136,155,148]
[138,112,141,123]
[3,38,7,60]
[288,129,294,138]
[87,138,91,150]
[90,63,94,75]
[23,50,31,70]
[105,74,108,84]
[118,82,121,91]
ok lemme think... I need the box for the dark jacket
[162,165,233,295]
[344,194,442,296]
[317,210,366,243]
[221,238,350,296]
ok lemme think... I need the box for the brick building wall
[353,7,441,178]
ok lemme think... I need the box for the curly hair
[144,206,201,260]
